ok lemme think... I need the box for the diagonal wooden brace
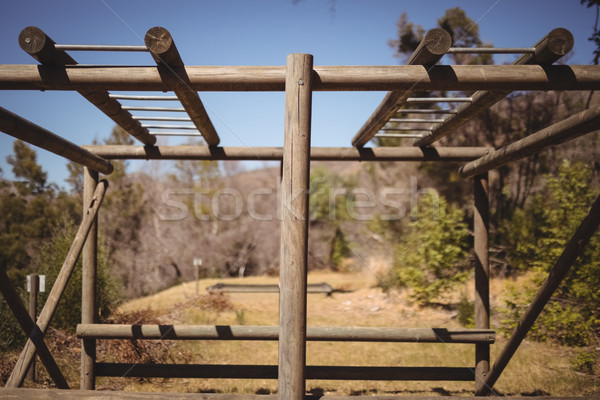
[0,268,69,388]
[476,193,600,395]
[5,180,108,388]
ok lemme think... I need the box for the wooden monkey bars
[18,26,156,146]
[0,23,599,400]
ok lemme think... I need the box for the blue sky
[0,0,594,188]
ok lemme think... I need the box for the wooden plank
[95,363,475,381]
[459,104,600,179]
[6,181,108,388]
[473,173,490,391]
[18,26,156,146]
[0,269,69,389]
[76,324,495,343]
[0,64,599,92]
[476,194,600,395]
[80,168,98,390]
[145,27,219,146]
[0,106,113,175]
[82,145,490,161]
[415,28,574,147]
[279,52,313,400]
[0,389,595,400]
[352,28,451,147]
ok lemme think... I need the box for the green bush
[390,191,470,305]
[35,220,121,331]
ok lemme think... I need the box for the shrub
[35,220,121,331]
[390,191,470,305]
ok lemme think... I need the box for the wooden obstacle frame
[0,25,599,399]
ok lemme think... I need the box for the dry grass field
[96,267,599,396]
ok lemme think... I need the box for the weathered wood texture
[279,53,313,400]
[4,389,592,400]
[459,104,600,178]
[0,269,69,389]
[473,174,490,392]
[1,64,598,92]
[18,26,156,146]
[6,181,108,388]
[206,282,333,294]
[0,106,113,175]
[76,324,495,343]
[415,28,574,147]
[145,27,219,146]
[82,145,490,161]
[80,168,98,390]
[95,364,475,381]
[352,28,451,147]
[476,194,600,395]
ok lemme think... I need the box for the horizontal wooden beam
[351,28,451,147]
[414,28,575,147]
[0,65,598,92]
[77,324,494,344]
[18,26,156,146]
[95,363,475,381]
[0,106,113,175]
[83,145,490,161]
[459,105,600,179]
[0,389,595,400]
[145,27,219,146]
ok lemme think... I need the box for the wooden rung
[95,363,476,381]
[77,324,495,344]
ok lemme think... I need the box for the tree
[581,0,600,64]
[7,140,47,195]
[501,161,600,347]
[389,7,492,65]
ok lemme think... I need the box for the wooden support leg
[81,168,98,390]
[278,53,313,400]
[474,173,490,393]
[6,180,108,388]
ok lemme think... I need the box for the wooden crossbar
[82,145,490,161]
[0,106,113,175]
[1,65,598,92]
[459,104,600,178]
[76,324,495,343]
[94,364,476,381]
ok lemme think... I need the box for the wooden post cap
[145,26,183,66]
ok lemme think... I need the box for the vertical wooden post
[81,167,98,390]
[27,274,39,382]
[474,173,490,393]
[278,53,313,400]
